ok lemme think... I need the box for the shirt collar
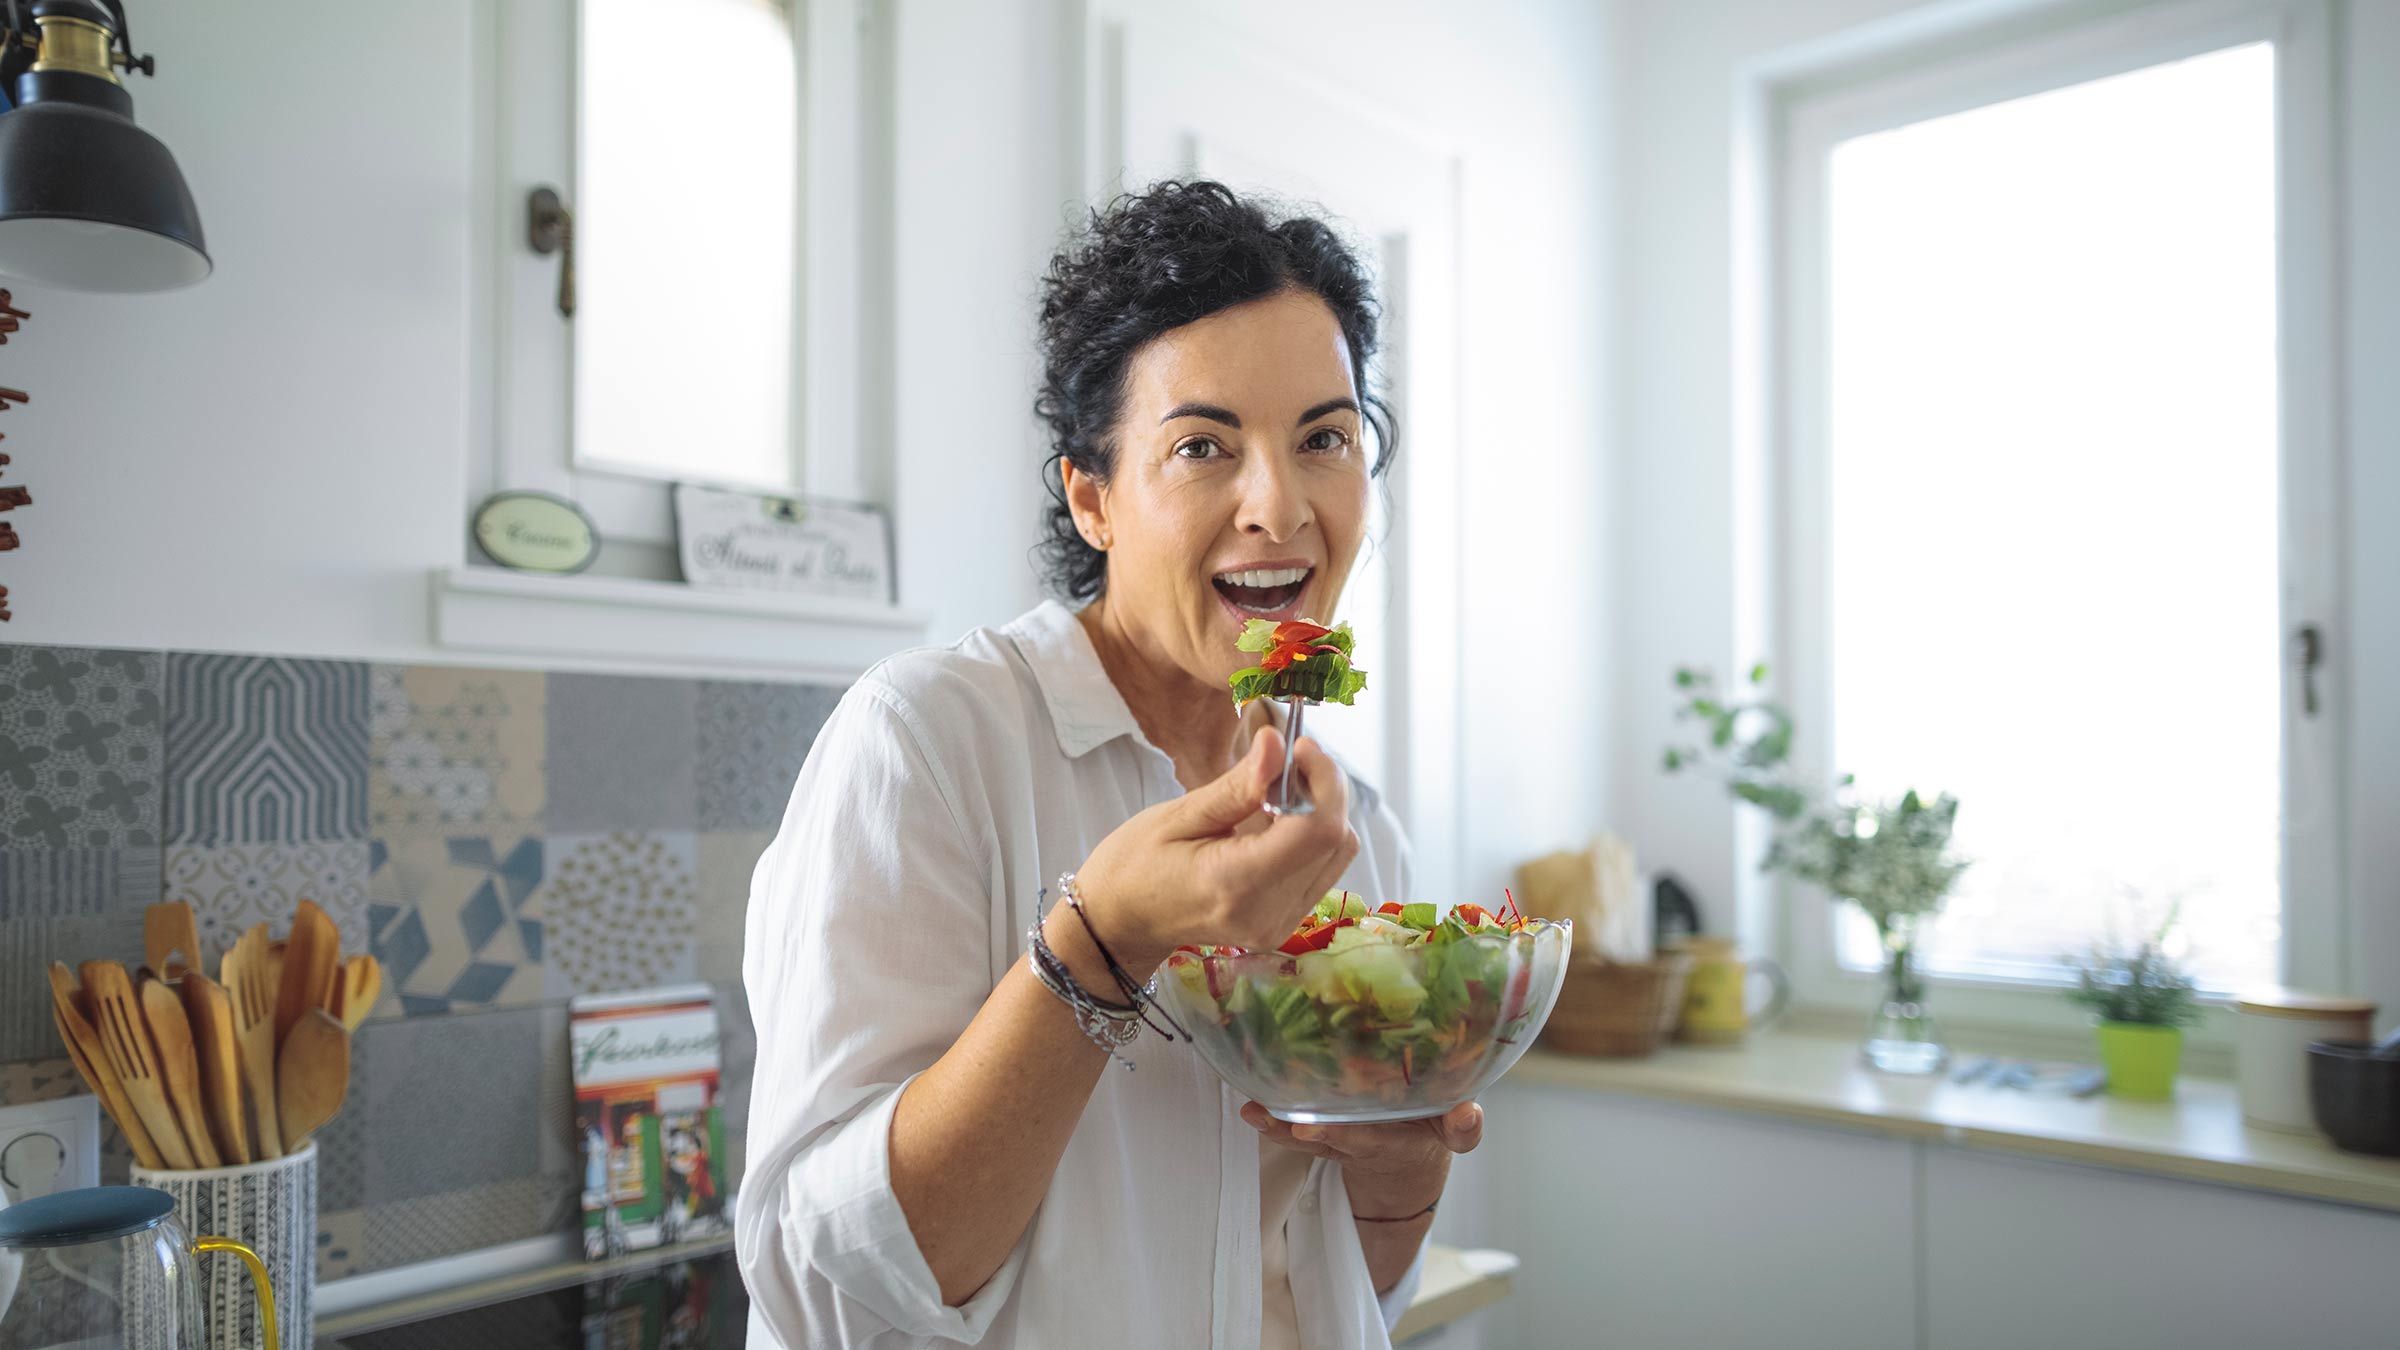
[1006,599,1144,758]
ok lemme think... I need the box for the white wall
[1605,0,2400,1010]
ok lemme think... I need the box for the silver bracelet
[1026,909,1142,1069]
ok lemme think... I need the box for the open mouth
[1212,564,1314,617]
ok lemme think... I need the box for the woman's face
[1068,288,1372,692]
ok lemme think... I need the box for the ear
[1062,456,1113,551]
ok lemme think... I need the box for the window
[1770,1,2341,1013]
[575,0,798,492]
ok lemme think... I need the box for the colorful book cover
[570,984,731,1260]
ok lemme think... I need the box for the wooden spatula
[48,962,166,1169]
[86,961,196,1170]
[141,978,221,1169]
[225,929,286,1159]
[329,954,382,1031]
[179,972,250,1165]
[143,901,203,980]
[275,900,338,1047]
[277,1009,349,1150]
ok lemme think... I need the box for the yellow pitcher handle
[194,1236,280,1350]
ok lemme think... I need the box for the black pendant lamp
[0,0,205,292]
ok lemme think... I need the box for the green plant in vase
[2063,910,2200,1100]
[1662,664,1968,1073]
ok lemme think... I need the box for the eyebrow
[1157,396,1361,429]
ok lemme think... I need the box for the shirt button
[1299,1191,1318,1215]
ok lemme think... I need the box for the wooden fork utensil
[48,961,165,1169]
[225,928,286,1158]
[84,961,196,1170]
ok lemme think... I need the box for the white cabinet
[1477,1083,1919,1349]
[1922,1150,2400,1350]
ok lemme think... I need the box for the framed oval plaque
[472,491,600,574]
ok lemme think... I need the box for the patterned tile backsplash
[0,642,821,1282]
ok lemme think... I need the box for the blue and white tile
[359,1005,546,1205]
[0,847,162,921]
[164,654,370,847]
[545,673,699,833]
[541,831,699,997]
[694,680,840,831]
[368,833,547,1016]
[0,646,162,850]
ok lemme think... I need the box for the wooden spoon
[48,962,165,1169]
[143,900,203,980]
[275,900,337,1047]
[277,1009,350,1151]
[179,972,251,1165]
[225,930,286,1159]
[85,961,196,1170]
[141,978,222,1169]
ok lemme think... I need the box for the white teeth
[1213,566,1310,588]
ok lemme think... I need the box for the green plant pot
[2095,1020,2183,1100]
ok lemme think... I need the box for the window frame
[484,0,870,558]
[1748,0,2344,1040]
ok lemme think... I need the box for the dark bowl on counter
[2306,1040,2400,1156]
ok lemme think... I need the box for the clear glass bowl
[1154,919,1573,1123]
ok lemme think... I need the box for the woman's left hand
[1239,1100,1482,1181]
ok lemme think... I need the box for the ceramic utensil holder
[133,1143,315,1350]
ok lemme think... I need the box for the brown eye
[1301,427,1351,455]
[1175,437,1225,460]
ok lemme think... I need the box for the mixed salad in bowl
[1157,892,1572,1123]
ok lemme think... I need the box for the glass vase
[1861,914,1946,1074]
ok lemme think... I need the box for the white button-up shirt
[738,600,1425,1348]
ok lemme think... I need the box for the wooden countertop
[1502,1031,2400,1214]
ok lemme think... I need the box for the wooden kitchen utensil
[278,1008,349,1150]
[143,900,203,980]
[274,901,337,1046]
[48,961,166,1169]
[180,971,251,1165]
[331,953,382,1031]
[225,929,286,1158]
[141,977,223,1169]
[86,961,197,1170]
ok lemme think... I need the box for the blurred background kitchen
[0,0,2395,1346]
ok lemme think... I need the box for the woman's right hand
[1073,726,1357,971]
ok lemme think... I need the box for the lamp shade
[0,64,208,291]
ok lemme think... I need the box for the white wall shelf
[431,565,930,680]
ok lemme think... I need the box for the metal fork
[1263,697,1316,817]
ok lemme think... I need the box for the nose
[1235,445,1312,543]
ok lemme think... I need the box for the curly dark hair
[1032,180,1397,603]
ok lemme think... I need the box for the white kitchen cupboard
[1474,1083,1920,1349]
[1922,1149,2400,1350]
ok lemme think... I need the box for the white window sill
[1502,1026,2400,1215]
[430,565,931,680]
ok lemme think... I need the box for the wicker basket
[1539,951,1696,1057]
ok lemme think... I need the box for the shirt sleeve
[735,681,1026,1348]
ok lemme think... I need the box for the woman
[739,181,1480,1348]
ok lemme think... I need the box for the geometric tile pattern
[0,646,163,849]
[369,834,547,1017]
[165,839,373,955]
[0,846,162,920]
[545,673,698,833]
[163,654,370,847]
[370,665,546,832]
[358,1171,579,1272]
[541,831,698,998]
[694,679,840,830]
[0,903,146,1061]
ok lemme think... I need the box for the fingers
[1433,1101,1484,1155]
[1169,727,1281,838]
[1288,735,1350,822]
[1239,1101,1484,1161]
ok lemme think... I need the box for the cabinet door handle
[2292,623,2324,718]
[527,186,576,319]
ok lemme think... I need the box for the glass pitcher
[0,1185,278,1350]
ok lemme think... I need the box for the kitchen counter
[1505,1029,2400,1214]
[319,1237,1517,1346]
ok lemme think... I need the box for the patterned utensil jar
[132,1143,315,1350]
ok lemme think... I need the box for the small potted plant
[2064,913,2201,1100]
